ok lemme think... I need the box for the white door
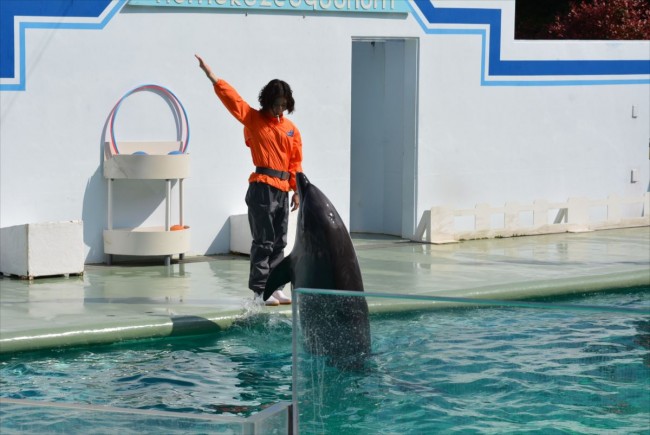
[350,38,419,238]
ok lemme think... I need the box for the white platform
[230,212,297,255]
[103,153,190,180]
[104,227,190,256]
[0,221,84,278]
[413,193,650,244]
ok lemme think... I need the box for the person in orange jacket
[196,54,302,306]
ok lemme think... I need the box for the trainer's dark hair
[258,79,295,114]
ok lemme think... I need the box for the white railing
[413,193,650,244]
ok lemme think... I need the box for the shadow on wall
[82,116,112,265]
[81,166,106,264]
[206,219,231,256]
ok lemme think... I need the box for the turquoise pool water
[1,287,648,434]
[295,287,649,433]
[1,313,293,417]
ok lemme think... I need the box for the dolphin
[263,172,371,369]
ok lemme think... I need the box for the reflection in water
[28,277,85,319]
[86,263,190,305]
[633,319,650,367]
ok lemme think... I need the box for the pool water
[1,287,649,434]
[1,311,293,418]
[295,287,649,434]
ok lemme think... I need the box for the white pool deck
[1,227,648,353]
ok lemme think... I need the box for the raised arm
[195,54,251,124]
[195,54,218,84]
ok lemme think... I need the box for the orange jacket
[213,80,303,192]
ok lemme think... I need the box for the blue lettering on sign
[409,0,650,86]
[0,0,126,91]
[128,0,409,13]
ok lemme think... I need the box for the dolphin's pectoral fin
[263,256,292,301]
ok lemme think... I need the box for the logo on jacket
[287,130,294,137]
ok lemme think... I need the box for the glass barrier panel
[0,398,291,435]
[245,401,292,435]
[292,289,650,434]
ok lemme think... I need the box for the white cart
[103,141,190,266]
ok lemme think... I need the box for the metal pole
[107,179,113,230]
[165,179,171,231]
[179,178,184,226]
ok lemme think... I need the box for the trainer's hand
[291,193,300,211]
[195,54,218,84]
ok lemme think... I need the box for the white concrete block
[230,212,297,255]
[0,221,84,278]
[229,214,251,255]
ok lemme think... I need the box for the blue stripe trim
[409,0,650,86]
[1,0,126,92]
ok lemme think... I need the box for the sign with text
[128,0,409,14]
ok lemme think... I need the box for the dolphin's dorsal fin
[263,256,292,300]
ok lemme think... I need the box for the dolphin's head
[295,172,345,246]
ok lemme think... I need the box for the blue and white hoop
[107,84,190,155]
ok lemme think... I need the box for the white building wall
[419,67,648,208]
[1,1,648,263]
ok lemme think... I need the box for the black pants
[245,182,288,294]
